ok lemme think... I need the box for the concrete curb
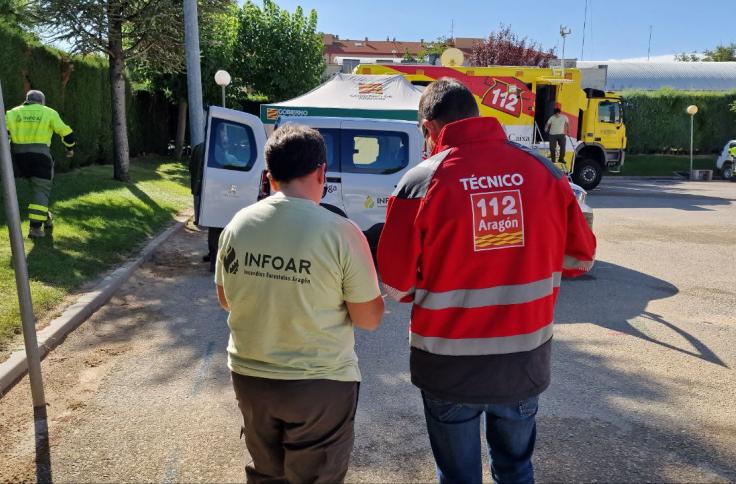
[604,176,680,180]
[0,219,188,397]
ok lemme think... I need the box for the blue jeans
[421,391,539,484]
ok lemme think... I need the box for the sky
[270,0,735,61]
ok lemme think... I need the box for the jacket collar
[435,117,507,149]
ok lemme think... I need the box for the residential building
[322,34,482,74]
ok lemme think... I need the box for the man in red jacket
[377,79,596,484]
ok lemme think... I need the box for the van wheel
[573,158,603,190]
[721,162,733,180]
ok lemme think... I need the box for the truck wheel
[721,162,733,180]
[573,158,603,190]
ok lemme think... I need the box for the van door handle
[327,177,341,183]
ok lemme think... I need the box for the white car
[715,140,735,180]
[197,106,594,250]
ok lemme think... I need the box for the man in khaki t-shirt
[545,107,570,164]
[215,124,384,483]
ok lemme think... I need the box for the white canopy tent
[260,74,422,124]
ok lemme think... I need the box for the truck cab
[573,89,627,189]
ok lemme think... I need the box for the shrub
[622,89,736,154]
[0,24,171,172]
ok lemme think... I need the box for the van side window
[207,118,256,171]
[340,130,409,175]
[318,129,340,172]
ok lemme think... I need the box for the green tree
[34,0,229,181]
[0,0,32,30]
[676,44,736,62]
[675,52,701,62]
[232,0,324,102]
[703,43,736,62]
[417,36,449,63]
[131,1,238,158]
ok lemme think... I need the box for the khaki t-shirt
[546,114,569,135]
[215,192,380,382]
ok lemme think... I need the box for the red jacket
[377,116,596,403]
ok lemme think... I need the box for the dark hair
[554,107,561,114]
[418,78,479,126]
[265,123,326,183]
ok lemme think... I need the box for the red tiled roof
[322,35,480,57]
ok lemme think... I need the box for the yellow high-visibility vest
[5,103,74,148]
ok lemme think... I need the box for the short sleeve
[214,227,231,286]
[340,221,380,303]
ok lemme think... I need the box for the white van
[198,106,421,249]
[198,106,593,249]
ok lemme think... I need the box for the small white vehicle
[198,106,593,249]
[715,140,735,180]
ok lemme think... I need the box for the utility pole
[0,82,46,408]
[647,25,653,62]
[183,0,205,147]
[581,0,589,60]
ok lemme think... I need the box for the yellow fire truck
[355,64,626,190]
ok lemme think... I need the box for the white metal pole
[689,114,694,179]
[0,82,46,407]
[561,36,566,78]
[184,0,205,147]
[221,85,226,108]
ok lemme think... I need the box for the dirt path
[1,180,735,482]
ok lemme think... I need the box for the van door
[199,107,267,228]
[338,120,421,241]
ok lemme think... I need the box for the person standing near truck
[216,124,384,482]
[545,107,569,165]
[6,90,76,238]
[378,79,596,483]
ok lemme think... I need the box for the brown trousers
[231,372,359,484]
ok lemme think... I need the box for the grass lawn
[0,158,191,349]
[606,154,717,177]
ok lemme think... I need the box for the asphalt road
[1,178,735,482]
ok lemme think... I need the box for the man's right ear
[267,172,280,193]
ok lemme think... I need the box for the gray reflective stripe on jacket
[563,255,594,271]
[12,143,51,157]
[410,323,554,356]
[414,272,561,310]
[383,283,415,302]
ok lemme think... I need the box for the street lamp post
[686,105,698,179]
[215,70,231,108]
[559,25,572,78]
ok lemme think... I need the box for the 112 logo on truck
[470,190,525,251]
[480,78,534,118]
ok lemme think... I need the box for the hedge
[0,24,172,172]
[622,89,736,154]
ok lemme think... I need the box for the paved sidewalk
[1,180,735,482]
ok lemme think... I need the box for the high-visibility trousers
[12,151,54,227]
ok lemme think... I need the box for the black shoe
[202,253,211,262]
[28,226,45,238]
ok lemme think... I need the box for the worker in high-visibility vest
[5,90,75,238]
